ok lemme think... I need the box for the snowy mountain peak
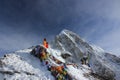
[60,29,72,34]
[60,29,86,42]
[60,29,76,36]
[0,29,120,80]
[51,29,120,80]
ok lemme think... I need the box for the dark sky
[0,0,120,56]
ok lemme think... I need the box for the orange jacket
[43,41,47,48]
[46,43,49,48]
[51,66,64,73]
[55,66,64,73]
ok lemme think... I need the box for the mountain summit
[0,29,120,80]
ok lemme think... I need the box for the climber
[63,63,67,69]
[81,58,84,64]
[56,73,64,80]
[43,38,47,48]
[50,66,63,74]
[65,73,69,80]
[40,49,46,62]
[46,61,51,71]
[62,68,68,80]
[62,68,67,75]
[50,66,56,72]
[45,52,50,60]
[56,66,64,74]
[46,42,49,48]
[83,55,88,65]
[80,55,88,65]
[51,67,58,79]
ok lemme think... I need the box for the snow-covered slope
[47,48,95,80]
[0,49,54,80]
[0,29,120,80]
[0,48,96,80]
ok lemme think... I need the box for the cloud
[69,0,120,56]
[95,26,120,56]
[74,0,120,20]
[0,0,120,56]
[0,33,38,50]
